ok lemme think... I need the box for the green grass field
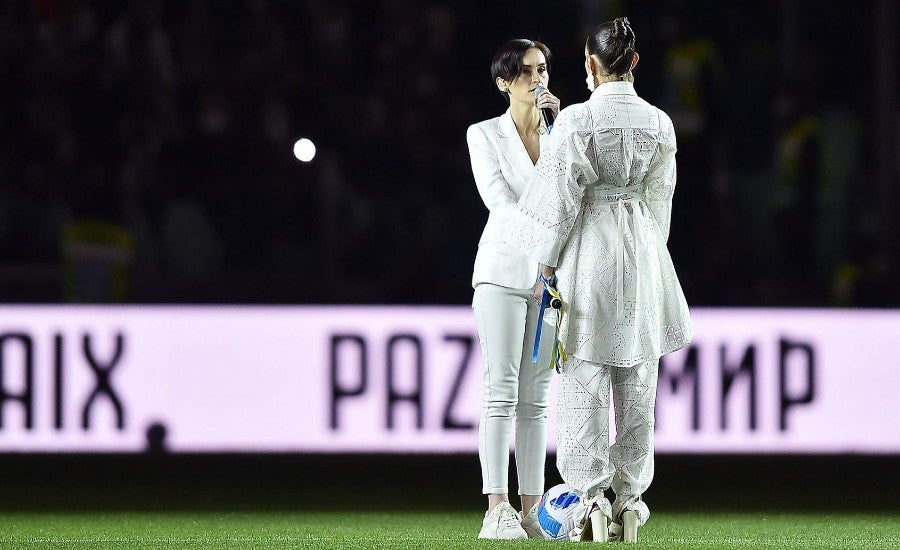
[0,454,897,549]
[1,510,898,549]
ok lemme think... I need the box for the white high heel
[607,520,622,541]
[622,510,639,543]
[588,506,609,542]
[569,496,611,542]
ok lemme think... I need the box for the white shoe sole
[477,531,528,540]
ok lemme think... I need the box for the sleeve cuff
[504,206,565,267]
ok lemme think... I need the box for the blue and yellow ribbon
[531,274,568,372]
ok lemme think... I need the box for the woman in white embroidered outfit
[506,18,693,542]
[465,39,561,540]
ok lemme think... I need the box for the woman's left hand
[540,264,555,280]
[535,88,561,118]
[532,279,544,305]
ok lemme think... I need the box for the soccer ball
[536,483,582,540]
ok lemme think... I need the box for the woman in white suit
[507,18,693,542]
[466,38,561,540]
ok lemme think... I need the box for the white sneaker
[477,501,528,540]
[519,503,543,539]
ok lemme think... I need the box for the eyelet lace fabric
[506,84,693,367]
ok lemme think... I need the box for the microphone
[534,86,555,130]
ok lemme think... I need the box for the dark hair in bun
[586,17,636,76]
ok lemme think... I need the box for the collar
[590,80,637,98]
[498,109,515,137]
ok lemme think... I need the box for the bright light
[293,138,316,162]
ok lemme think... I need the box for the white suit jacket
[506,82,693,367]
[466,109,549,289]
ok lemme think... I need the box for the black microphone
[534,86,555,130]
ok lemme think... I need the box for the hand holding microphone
[533,86,560,131]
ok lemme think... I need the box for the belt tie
[600,194,638,318]
[614,197,630,317]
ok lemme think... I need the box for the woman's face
[500,47,548,105]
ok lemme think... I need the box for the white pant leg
[609,359,658,525]
[514,290,554,495]
[473,283,554,495]
[555,358,614,499]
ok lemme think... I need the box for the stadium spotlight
[293,138,316,162]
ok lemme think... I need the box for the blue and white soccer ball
[536,483,582,540]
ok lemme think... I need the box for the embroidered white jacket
[467,109,549,290]
[506,81,692,367]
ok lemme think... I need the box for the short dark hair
[586,17,636,77]
[490,39,551,103]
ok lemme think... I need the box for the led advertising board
[0,306,897,454]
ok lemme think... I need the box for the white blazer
[466,109,549,290]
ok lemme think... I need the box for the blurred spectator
[0,0,895,307]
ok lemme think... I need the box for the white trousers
[556,357,658,524]
[473,283,555,496]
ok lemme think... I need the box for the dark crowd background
[0,0,897,308]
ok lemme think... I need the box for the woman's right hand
[535,88,561,118]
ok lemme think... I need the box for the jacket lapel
[497,110,535,187]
